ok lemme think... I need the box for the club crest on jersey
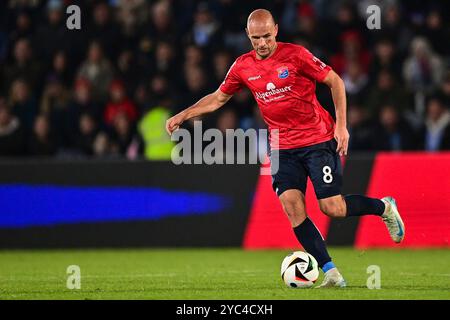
[277,66,289,79]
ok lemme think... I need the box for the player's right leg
[278,190,346,288]
[270,148,345,287]
[278,190,333,270]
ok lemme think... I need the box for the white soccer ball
[281,251,319,288]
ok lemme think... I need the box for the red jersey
[219,42,335,150]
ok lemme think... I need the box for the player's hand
[166,113,185,136]
[334,126,349,156]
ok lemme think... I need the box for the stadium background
[0,0,449,250]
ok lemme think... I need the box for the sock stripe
[309,217,325,241]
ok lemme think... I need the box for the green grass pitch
[0,248,449,300]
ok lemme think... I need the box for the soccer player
[166,9,405,287]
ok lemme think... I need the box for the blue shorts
[270,139,343,199]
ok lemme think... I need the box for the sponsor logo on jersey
[277,66,289,79]
[255,83,292,101]
[266,82,276,91]
[248,75,261,81]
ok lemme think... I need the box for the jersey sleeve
[298,47,331,82]
[219,60,243,95]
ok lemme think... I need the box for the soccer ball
[281,251,319,288]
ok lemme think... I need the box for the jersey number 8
[322,166,333,183]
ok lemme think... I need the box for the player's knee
[279,193,306,224]
[320,201,346,218]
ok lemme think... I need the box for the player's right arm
[165,89,232,135]
[166,58,243,135]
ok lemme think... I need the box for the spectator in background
[342,61,369,104]
[147,74,171,109]
[438,72,450,108]
[40,75,70,115]
[189,2,220,49]
[180,67,211,122]
[87,2,121,60]
[73,112,98,156]
[134,73,175,115]
[149,0,177,43]
[369,38,402,80]
[2,38,42,95]
[0,1,449,158]
[373,104,417,151]
[217,1,250,54]
[377,4,413,56]
[28,114,56,156]
[366,70,411,118]
[116,0,149,47]
[92,131,116,158]
[347,104,374,151]
[184,44,207,72]
[403,37,444,94]
[327,3,362,54]
[330,30,371,76]
[423,9,450,58]
[39,75,70,146]
[116,49,141,98]
[138,104,174,160]
[9,10,33,45]
[0,98,25,155]
[116,0,149,28]
[212,50,232,85]
[419,96,450,151]
[104,79,138,126]
[294,2,327,57]
[134,34,153,76]
[8,78,37,132]
[77,41,114,104]
[153,41,178,81]
[110,112,135,156]
[33,0,67,64]
[48,51,73,87]
[66,78,102,143]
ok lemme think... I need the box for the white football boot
[381,197,405,243]
[315,268,347,288]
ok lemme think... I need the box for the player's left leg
[319,194,385,220]
[318,195,405,244]
[303,139,405,244]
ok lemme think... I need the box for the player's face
[246,23,278,59]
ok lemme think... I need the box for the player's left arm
[322,70,349,156]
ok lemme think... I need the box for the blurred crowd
[0,0,449,159]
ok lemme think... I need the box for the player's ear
[274,24,278,37]
[245,27,250,38]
